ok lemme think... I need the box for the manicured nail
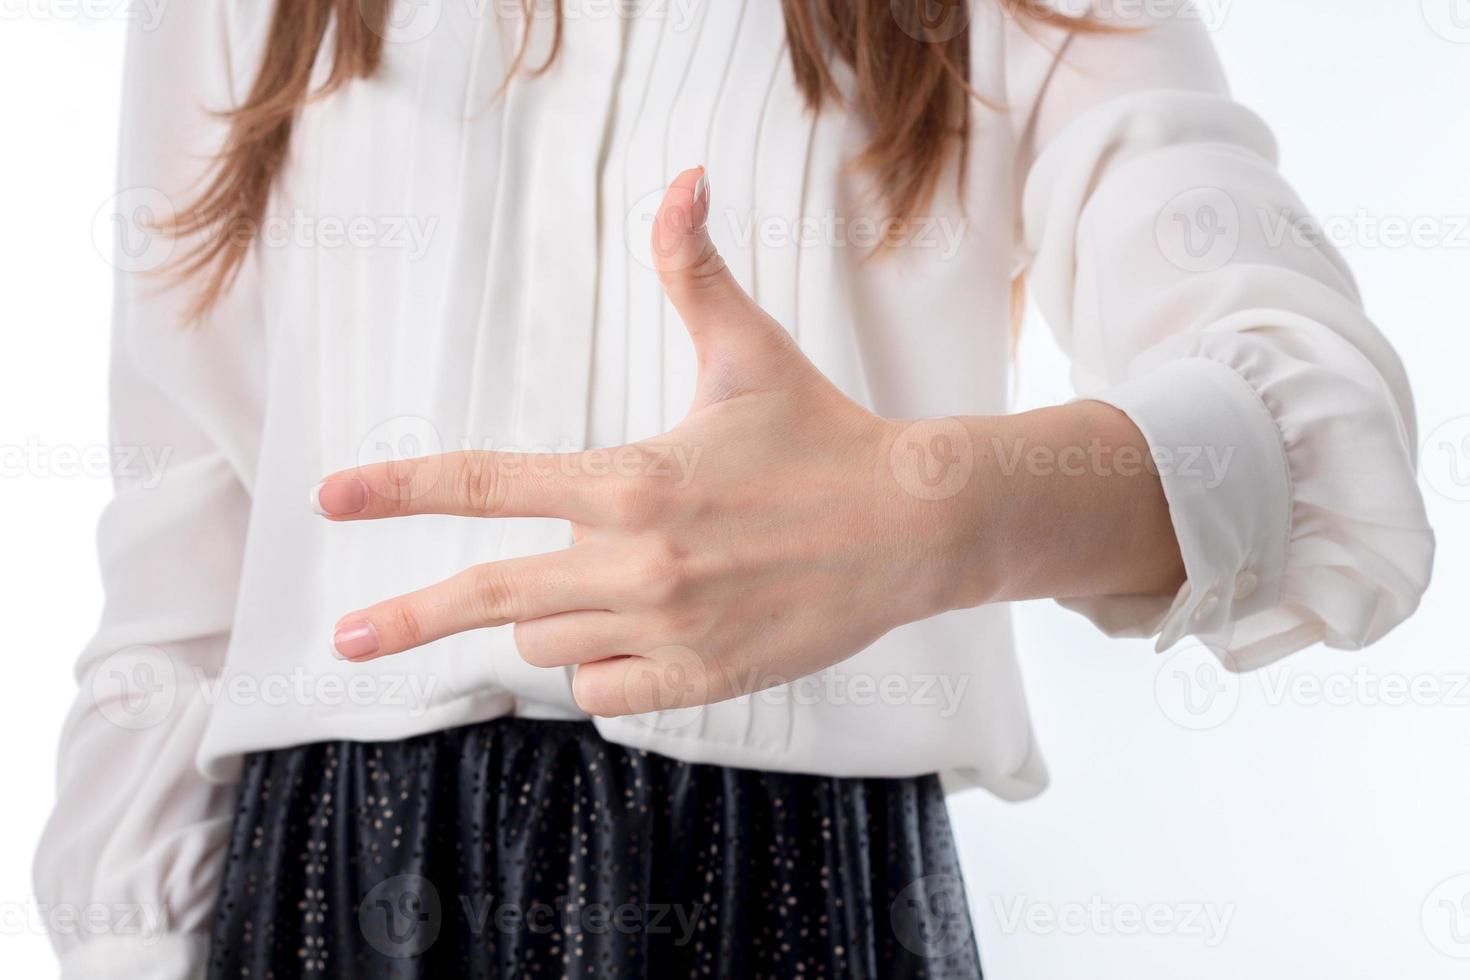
[692,169,710,231]
[312,478,368,516]
[333,621,380,660]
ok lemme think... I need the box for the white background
[1,1,1467,976]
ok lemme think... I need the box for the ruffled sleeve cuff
[1059,356,1432,672]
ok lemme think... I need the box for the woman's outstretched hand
[314,166,1183,716]
[313,167,972,716]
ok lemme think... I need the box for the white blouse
[37,2,1434,976]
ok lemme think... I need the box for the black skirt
[206,717,982,979]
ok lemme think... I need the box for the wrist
[875,414,1006,619]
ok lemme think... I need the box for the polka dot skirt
[207,718,982,979]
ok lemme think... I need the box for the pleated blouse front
[221,0,1026,785]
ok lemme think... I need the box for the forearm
[903,400,1186,614]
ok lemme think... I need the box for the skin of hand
[313,166,1184,716]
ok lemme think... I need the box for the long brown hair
[173,0,1091,319]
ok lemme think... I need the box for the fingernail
[312,478,368,516]
[692,169,710,231]
[333,621,380,660]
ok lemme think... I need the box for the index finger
[312,450,610,523]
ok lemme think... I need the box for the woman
[37,1,1433,977]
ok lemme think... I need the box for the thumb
[652,167,788,379]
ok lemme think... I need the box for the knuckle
[656,606,700,640]
[631,538,688,605]
[572,668,625,718]
[513,621,554,668]
[623,651,715,713]
[456,453,507,515]
[657,239,726,293]
[605,472,659,527]
[385,603,425,649]
[470,566,518,623]
[381,458,420,512]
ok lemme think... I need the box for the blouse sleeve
[1005,7,1434,669]
[33,5,265,977]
